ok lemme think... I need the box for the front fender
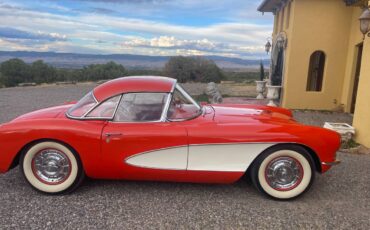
[282,124,341,173]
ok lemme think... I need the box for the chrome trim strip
[164,84,203,122]
[92,91,99,103]
[83,94,122,120]
[111,94,123,120]
[66,91,99,120]
[160,93,172,122]
[82,102,100,118]
[124,142,279,171]
[110,120,164,124]
[322,160,341,166]
[170,79,177,93]
[176,84,201,110]
[66,94,122,120]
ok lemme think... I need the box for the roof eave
[257,0,281,13]
[343,0,366,6]
[257,0,270,12]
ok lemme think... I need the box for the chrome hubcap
[32,149,71,184]
[265,157,303,191]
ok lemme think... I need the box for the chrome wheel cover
[265,156,303,191]
[31,149,72,185]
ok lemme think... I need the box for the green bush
[0,58,31,87]
[164,56,224,83]
[0,59,127,87]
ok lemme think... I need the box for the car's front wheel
[250,145,315,200]
[20,141,85,195]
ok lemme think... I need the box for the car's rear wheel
[250,145,315,200]
[20,141,85,195]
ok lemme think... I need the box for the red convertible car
[0,76,341,199]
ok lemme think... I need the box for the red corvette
[0,76,341,199]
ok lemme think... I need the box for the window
[86,95,121,118]
[67,92,97,117]
[114,93,168,122]
[167,85,201,121]
[306,51,326,92]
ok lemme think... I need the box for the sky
[0,0,273,59]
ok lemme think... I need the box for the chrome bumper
[322,160,341,166]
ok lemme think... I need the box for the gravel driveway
[0,84,369,229]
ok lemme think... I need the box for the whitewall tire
[20,141,85,194]
[251,145,315,200]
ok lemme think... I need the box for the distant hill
[0,51,269,70]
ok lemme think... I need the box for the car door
[100,92,189,181]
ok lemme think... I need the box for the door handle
[104,133,122,143]
[105,133,122,137]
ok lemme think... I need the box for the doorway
[351,43,363,113]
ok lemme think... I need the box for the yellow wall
[281,0,354,110]
[353,37,370,148]
[267,0,370,147]
[270,1,365,112]
[340,7,364,112]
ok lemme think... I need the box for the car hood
[11,104,72,123]
[211,104,295,124]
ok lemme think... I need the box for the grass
[223,71,268,83]
[341,139,360,149]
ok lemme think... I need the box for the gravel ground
[0,84,370,229]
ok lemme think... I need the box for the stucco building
[258,0,370,147]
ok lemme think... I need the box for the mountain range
[0,51,269,70]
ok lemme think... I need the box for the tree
[0,58,31,87]
[81,61,126,82]
[0,59,127,87]
[164,56,224,83]
[164,56,193,83]
[30,60,57,84]
[259,60,265,81]
[0,72,3,88]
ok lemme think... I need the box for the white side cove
[125,146,188,170]
[125,143,275,172]
[187,143,274,172]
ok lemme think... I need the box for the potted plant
[255,61,267,99]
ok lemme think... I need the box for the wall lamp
[359,7,370,39]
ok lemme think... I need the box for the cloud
[0,0,272,59]
[71,0,168,3]
[122,36,218,50]
[88,7,117,14]
[120,36,266,58]
[0,27,67,42]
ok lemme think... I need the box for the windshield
[67,91,97,117]
[167,84,202,121]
